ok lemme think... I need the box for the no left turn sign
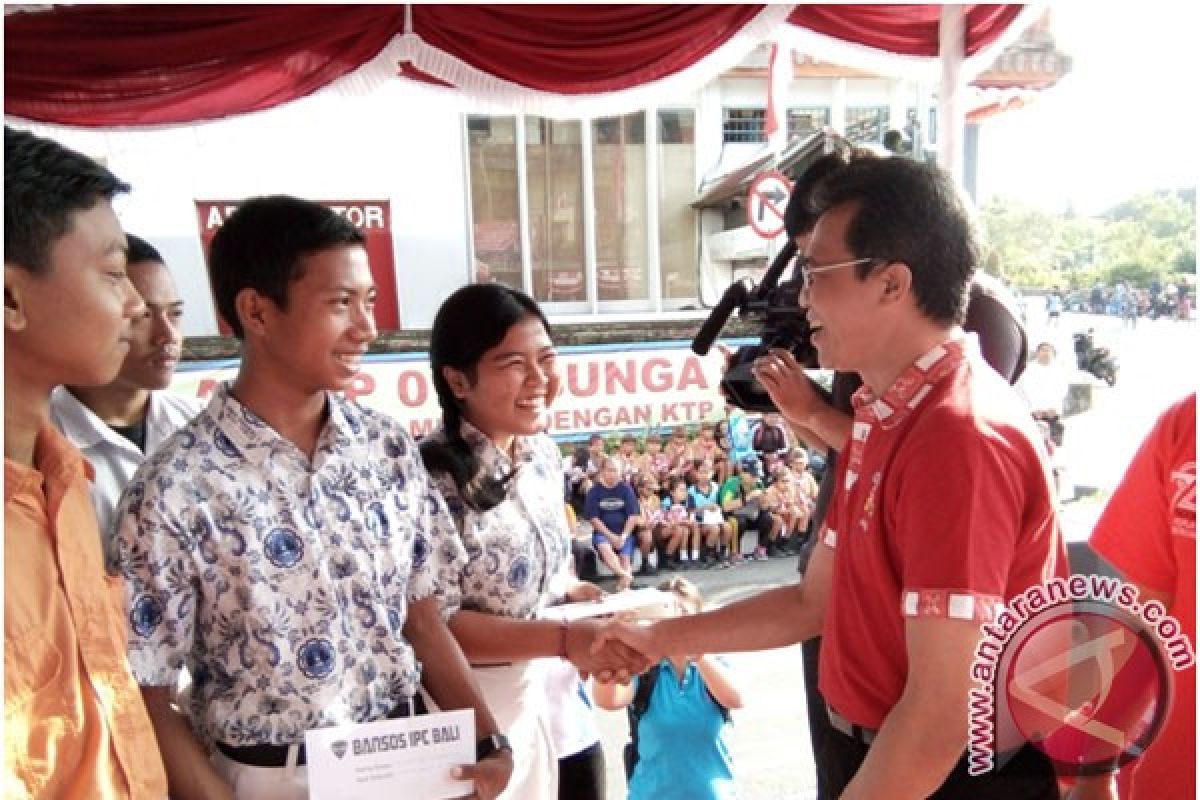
[747,171,792,239]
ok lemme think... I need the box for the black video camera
[691,240,820,413]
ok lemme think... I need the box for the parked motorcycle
[1150,296,1177,320]
[1073,329,1118,386]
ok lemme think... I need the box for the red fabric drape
[410,4,766,95]
[4,4,1025,128]
[4,4,406,126]
[786,4,1024,58]
[4,4,767,126]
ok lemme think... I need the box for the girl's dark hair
[419,283,551,512]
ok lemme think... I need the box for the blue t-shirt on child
[628,658,737,800]
[688,482,721,521]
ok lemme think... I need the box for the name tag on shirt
[306,709,474,800]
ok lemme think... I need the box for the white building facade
[19,46,940,337]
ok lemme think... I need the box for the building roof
[691,151,776,210]
[723,10,1071,92]
[692,131,854,210]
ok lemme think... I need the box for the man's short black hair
[4,126,130,275]
[125,233,164,267]
[811,157,977,326]
[207,195,365,339]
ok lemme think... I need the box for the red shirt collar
[851,336,974,429]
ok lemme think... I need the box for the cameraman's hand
[752,349,827,428]
[754,350,852,452]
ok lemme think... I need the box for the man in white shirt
[49,233,201,563]
[1015,341,1069,498]
[1016,342,1068,419]
[1016,342,1069,442]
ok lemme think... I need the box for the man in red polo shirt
[597,157,1067,799]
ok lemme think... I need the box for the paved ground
[584,311,1195,799]
[1035,311,1196,510]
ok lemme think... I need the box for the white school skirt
[462,660,558,800]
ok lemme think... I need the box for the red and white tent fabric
[4,4,1043,127]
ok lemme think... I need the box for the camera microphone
[691,280,749,356]
[692,238,801,357]
[750,239,798,302]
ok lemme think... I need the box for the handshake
[547,587,683,682]
[560,616,665,683]
[548,582,700,682]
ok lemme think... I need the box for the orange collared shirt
[4,424,167,799]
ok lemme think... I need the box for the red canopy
[786,5,1023,58]
[3,4,1027,127]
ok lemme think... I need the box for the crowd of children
[565,416,821,578]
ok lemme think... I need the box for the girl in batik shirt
[420,284,623,800]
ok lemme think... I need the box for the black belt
[216,695,426,768]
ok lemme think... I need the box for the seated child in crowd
[637,433,672,487]
[687,461,733,569]
[564,428,823,580]
[663,478,698,569]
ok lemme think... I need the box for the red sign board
[194,200,401,334]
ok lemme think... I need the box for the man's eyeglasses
[795,256,885,285]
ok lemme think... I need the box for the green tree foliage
[979,190,1195,290]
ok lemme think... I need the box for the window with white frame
[467,116,522,290]
[845,106,890,144]
[787,107,830,140]
[722,108,766,143]
[592,114,647,302]
[658,110,698,303]
[466,110,699,312]
[526,118,586,304]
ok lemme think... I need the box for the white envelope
[543,587,678,622]
[305,709,474,800]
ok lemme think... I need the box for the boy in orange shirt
[4,126,167,798]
